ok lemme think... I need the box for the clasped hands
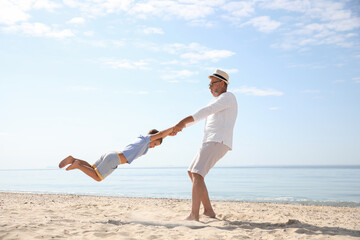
[170,123,185,136]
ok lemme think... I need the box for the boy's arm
[150,127,174,141]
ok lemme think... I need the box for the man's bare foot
[65,160,80,171]
[203,210,216,218]
[59,156,75,168]
[185,213,199,221]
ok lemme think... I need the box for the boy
[59,127,174,181]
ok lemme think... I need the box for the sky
[0,0,360,169]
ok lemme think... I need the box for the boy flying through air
[59,127,174,181]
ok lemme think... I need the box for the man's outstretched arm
[171,116,194,136]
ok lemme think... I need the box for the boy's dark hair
[148,129,162,144]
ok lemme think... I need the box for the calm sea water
[1,166,359,207]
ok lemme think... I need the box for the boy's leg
[63,156,102,182]
[59,156,92,168]
[66,160,102,182]
[59,156,75,168]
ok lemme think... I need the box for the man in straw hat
[171,69,238,221]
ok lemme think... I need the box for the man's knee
[191,173,204,182]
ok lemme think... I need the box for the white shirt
[191,92,238,150]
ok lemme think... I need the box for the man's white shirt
[191,92,238,150]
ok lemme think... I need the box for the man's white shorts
[188,142,230,177]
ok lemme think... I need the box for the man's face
[149,139,161,149]
[209,76,224,97]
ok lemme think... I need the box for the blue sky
[0,0,360,169]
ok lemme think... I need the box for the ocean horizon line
[1,164,360,171]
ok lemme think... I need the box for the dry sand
[0,192,359,240]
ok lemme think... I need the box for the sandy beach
[0,192,359,240]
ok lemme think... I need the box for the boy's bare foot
[66,160,80,171]
[59,156,75,168]
[203,210,216,218]
[185,213,199,221]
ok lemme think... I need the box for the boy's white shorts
[188,142,230,178]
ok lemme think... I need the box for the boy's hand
[170,124,183,136]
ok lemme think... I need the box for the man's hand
[169,116,194,136]
[170,123,184,136]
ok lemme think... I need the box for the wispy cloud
[269,107,280,111]
[266,0,360,49]
[0,0,61,25]
[164,42,235,63]
[222,1,255,18]
[232,86,284,96]
[1,0,359,52]
[3,22,74,39]
[301,90,321,94]
[67,17,85,24]
[243,16,281,33]
[161,70,198,82]
[353,77,360,84]
[100,58,151,70]
[71,86,98,92]
[142,27,164,35]
[123,90,150,95]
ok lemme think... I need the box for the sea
[1,166,359,207]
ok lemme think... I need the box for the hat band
[214,74,229,84]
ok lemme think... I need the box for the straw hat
[208,69,229,85]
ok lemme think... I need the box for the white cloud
[0,0,61,25]
[4,22,74,39]
[83,31,94,37]
[161,70,198,81]
[265,0,360,50]
[71,86,98,92]
[260,0,310,13]
[181,49,235,63]
[222,1,255,18]
[123,90,150,95]
[232,86,284,96]
[129,1,217,20]
[301,90,321,94]
[163,42,235,63]
[63,0,133,16]
[143,27,164,34]
[63,0,221,20]
[101,58,151,70]
[269,107,280,111]
[67,17,85,24]
[244,16,281,33]
[352,77,360,84]
[0,0,30,25]
[33,0,61,11]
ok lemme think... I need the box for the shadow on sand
[100,218,360,238]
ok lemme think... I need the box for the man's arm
[170,116,194,136]
[150,127,174,141]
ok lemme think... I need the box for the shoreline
[1,192,359,239]
[1,190,359,208]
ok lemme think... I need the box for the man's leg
[186,173,208,221]
[187,171,216,218]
